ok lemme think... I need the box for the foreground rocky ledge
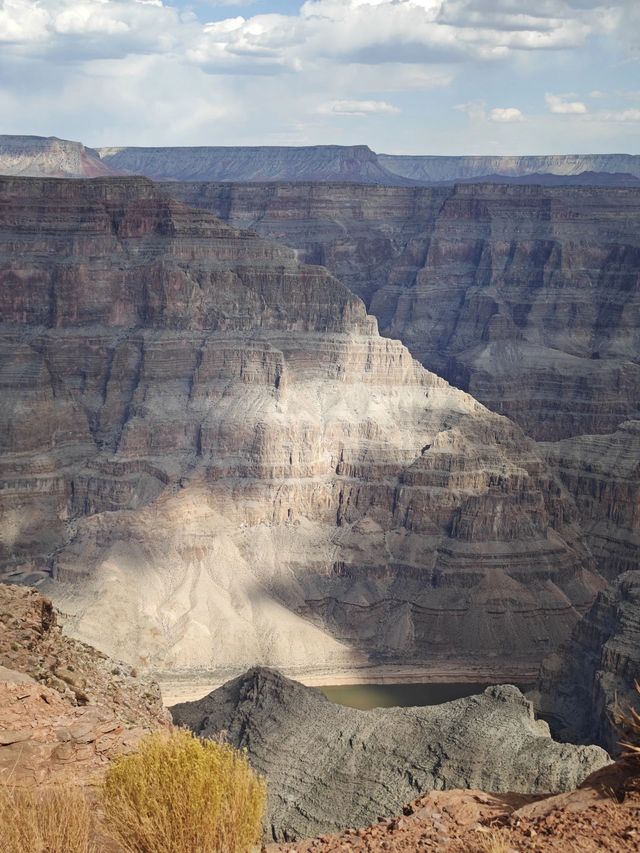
[0,585,169,785]
[171,667,610,841]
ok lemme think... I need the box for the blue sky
[0,0,639,153]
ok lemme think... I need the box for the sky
[0,0,639,153]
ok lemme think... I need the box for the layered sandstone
[171,667,610,840]
[0,176,601,678]
[167,181,640,442]
[536,571,640,754]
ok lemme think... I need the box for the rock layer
[0,175,601,677]
[536,570,640,754]
[540,421,640,580]
[171,667,610,841]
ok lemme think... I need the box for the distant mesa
[2,135,640,185]
[0,135,121,178]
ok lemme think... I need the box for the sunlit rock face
[0,176,601,678]
[167,181,640,443]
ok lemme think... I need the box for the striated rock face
[167,180,640,443]
[0,175,602,678]
[0,135,119,178]
[379,153,640,183]
[540,421,640,580]
[536,570,640,754]
[0,584,170,785]
[171,667,610,841]
[98,144,413,185]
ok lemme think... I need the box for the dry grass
[616,681,640,761]
[474,828,515,853]
[0,784,96,853]
[102,728,266,853]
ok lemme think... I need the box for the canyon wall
[536,570,640,753]
[166,181,640,443]
[0,176,601,679]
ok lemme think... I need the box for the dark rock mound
[171,667,609,841]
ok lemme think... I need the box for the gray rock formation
[0,175,602,680]
[0,135,119,178]
[536,570,640,754]
[171,667,610,841]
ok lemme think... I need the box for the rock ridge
[171,666,610,840]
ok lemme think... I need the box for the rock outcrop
[167,180,640,443]
[536,571,640,754]
[171,667,610,841]
[0,135,119,178]
[0,584,170,785]
[0,175,602,679]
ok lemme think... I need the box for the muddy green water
[318,682,531,710]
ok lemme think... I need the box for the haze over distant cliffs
[0,175,603,680]
[96,144,640,185]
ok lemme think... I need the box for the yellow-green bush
[0,784,96,853]
[102,729,266,853]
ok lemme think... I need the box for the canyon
[0,174,604,684]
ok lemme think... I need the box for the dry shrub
[102,728,266,853]
[616,681,640,761]
[0,784,96,853]
[475,829,515,853]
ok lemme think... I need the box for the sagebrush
[0,784,96,853]
[102,728,266,853]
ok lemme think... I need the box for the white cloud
[455,99,486,121]
[318,99,400,116]
[545,93,588,114]
[489,107,524,123]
